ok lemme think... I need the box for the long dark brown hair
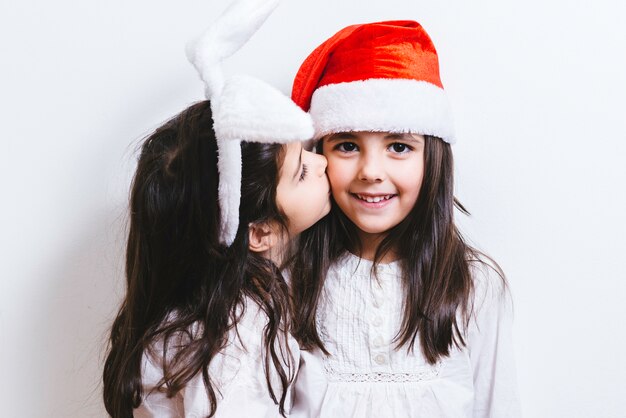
[291,135,505,364]
[103,101,295,417]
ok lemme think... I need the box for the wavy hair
[103,101,295,417]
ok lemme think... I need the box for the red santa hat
[291,20,455,143]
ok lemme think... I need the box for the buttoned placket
[371,267,389,368]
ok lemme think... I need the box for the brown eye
[335,142,357,152]
[389,143,411,153]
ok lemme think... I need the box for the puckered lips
[350,192,397,209]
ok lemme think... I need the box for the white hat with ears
[186,0,314,246]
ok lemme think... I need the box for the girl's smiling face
[322,131,425,246]
[276,141,331,237]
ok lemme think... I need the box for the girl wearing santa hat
[289,21,521,417]
[102,1,331,416]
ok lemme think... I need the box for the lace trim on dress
[323,360,443,383]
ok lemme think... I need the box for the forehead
[279,141,302,174]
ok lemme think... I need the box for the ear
[248,221,280,254]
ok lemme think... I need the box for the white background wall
[2,0,625,417]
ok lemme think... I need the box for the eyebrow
[326,132,358,142]
[293,146,303,180]
[384,133,422,142]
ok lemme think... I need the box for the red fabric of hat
[293,20,443,111]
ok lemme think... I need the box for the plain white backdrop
[1,0,625,417]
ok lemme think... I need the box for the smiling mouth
[352,193,396,203]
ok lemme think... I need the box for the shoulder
[141,298,291,377]
[233,296,269,342]
[228,296,300,360]
[139,299,299,404]
[463,255,517,358]
[467,255,512,317]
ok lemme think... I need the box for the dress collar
[335,251,402,277]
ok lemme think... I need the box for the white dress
[292,253,520,418]
[134,298,299,418]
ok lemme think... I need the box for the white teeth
[356,194,393,202]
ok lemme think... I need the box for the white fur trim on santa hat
[215,75,314,143]
[309,78,456,143]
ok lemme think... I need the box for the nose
[310,150,327,176]
[358,152,384,183]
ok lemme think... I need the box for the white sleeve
[290,349,328,418]
[467,263,522,418]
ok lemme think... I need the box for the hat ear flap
[214,76,314,246]
[187,0,315,246]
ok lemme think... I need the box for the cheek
[326,159,350,191]
[403,164,425,200]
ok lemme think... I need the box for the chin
[355,224,388,235]
[323,203,332,216]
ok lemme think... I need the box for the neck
[355,230,398,263]
[262,237,290,267]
